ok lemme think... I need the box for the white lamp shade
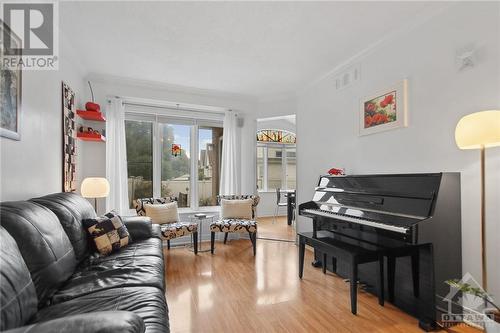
[455,110,500,150]
[81,177,110,198]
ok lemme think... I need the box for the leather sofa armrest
[151,224,162,239]
[121,216,153,240]
[4,311,145,333]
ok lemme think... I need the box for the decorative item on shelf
[172,144,181,157]
[359,79,408,136]
[62,82,77,192]
[454,110,500,291]
[85,81,101,112]
[328,168,345,176]
[77,125,106,142]
[81,177,110,213]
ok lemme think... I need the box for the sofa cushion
[30,192,97,263]
[0,201,77,306]
[86,237,164,264]
[33,286,169,333]
[0,227,38,331]
[52,254,165,303]
[83,211,131,256]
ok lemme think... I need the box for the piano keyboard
[302,208,409,234]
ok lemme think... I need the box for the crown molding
[86,73,258,103]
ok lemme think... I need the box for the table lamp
[455,110,500,290]
[81,177,110,213]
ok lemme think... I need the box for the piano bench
[298,232,385,315]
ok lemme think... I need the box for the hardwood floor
[165,238,479,333]
[256,216,296,241]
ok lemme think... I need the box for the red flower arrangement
[328,168,345,176]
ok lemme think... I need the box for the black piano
[299,173,461,330]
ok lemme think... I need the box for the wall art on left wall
[62,82,77,192]
[0,22,22,140]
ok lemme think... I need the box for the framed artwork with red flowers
[359,79,408,136]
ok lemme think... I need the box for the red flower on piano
[328,168,345,176]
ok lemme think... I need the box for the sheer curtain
[106,98,129,213]
[220,110,240,195]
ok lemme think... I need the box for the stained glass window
[256,129,296,144]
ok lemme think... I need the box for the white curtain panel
[105,98,129,214]
[220,110,240,195]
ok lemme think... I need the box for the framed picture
[62,82,77,192]
[0,22,22,140]
[359,79,408,136]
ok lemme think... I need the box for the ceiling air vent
[334,64,360,91]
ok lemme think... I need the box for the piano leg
[332,256,337,273]
[350,256,358,315]
[411,251,420,298]
[378,254,385,306]
[298,236,305,279]
[387,256,396,303]
[322,253,327,274]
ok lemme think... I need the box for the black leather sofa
[0,192,169,333]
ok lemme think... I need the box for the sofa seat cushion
[210,219,257,233]
[33,286,169,333]
[160,222,198,240]
[52,255,165,304]
[87,237,164,264]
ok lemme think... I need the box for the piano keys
[299,173,462,330]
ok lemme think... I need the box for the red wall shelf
[76,110,106,122]
[77,132,106,142]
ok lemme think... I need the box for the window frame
[125,112,223,211]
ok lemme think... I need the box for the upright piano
[299,173,461,330]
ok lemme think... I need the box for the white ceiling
[61,1,441,98]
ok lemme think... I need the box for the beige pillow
[144,202,179,224]
[221,199,253,219]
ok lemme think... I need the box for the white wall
[296,2,500,299]
[0,34,87,201]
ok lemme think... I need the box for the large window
[125,120,153,207]
[198,126,223,207]
[125,114,223,209]
[160,123,191,207]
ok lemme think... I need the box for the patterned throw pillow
[83,211,131,255]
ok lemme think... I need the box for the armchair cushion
[134,197,177,216]
[210,219,257,233]
[221,199,253,219]
[217,195,260,219]
[144,202,179,224]
[160,222,198,240]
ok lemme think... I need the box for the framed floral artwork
[359,79,408,136]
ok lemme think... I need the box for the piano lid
[313,173,442,219]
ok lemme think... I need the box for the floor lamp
[81,177,110,214]
[455,110,500,291]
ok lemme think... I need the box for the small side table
[189,214,214,253]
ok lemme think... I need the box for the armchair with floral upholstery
[134,197,199,254]
[210,195,260,255]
